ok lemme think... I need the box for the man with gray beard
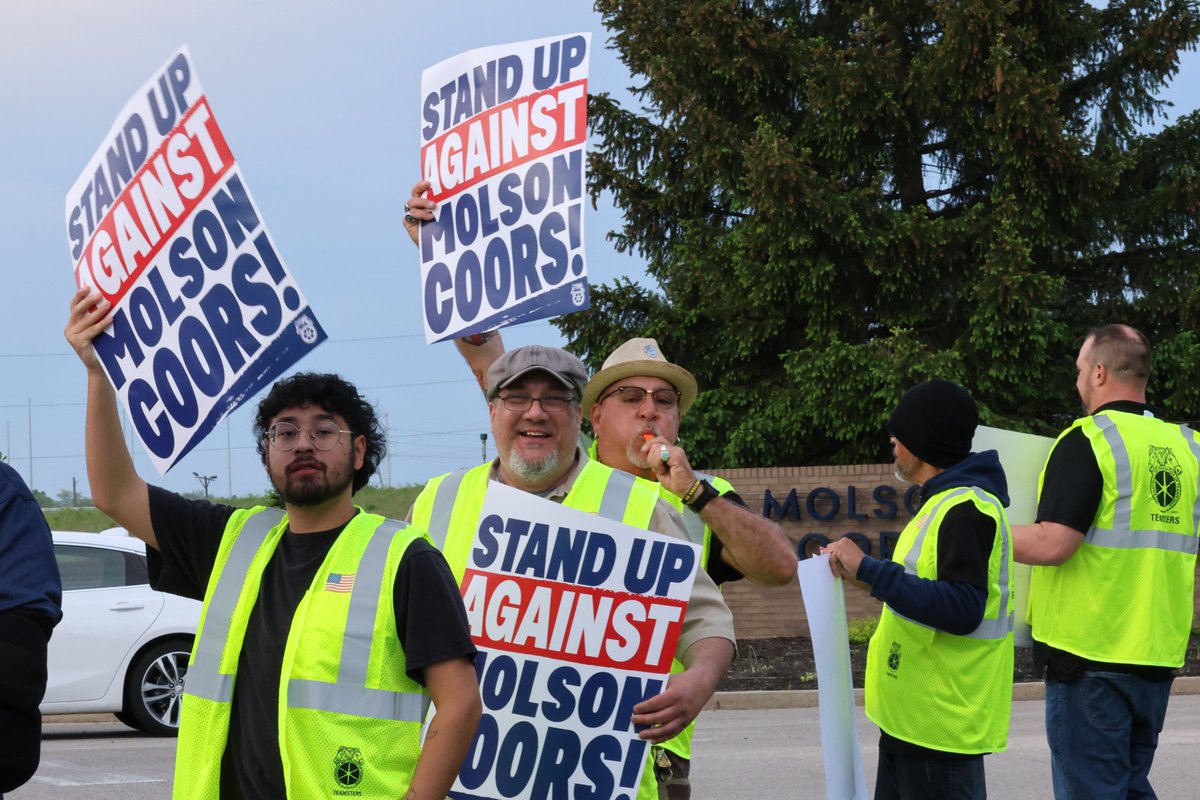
[409,345,735,799]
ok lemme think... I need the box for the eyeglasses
[598,385,681,409]
[266,422,353,452]
[495,393,577,413]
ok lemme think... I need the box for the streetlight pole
[193,472,217,499]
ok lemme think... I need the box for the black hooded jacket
[855,449,1010,634]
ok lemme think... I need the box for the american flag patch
[325,573,355,593]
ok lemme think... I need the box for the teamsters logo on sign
[64,46,325,475]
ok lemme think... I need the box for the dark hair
[1085,324,1151,388]
[254,373,385,493]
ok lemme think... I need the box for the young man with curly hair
[66,288,481,800]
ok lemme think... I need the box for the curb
[43,713,118,724]
[704,675,1200,712]
[46,677,1200,722]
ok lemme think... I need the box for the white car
[41,531,200,735]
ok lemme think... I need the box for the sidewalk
[690,694,1200,799]
[704,675,1200,711]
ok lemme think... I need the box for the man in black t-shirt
[66,287,481,800]
[1013,324,1200,800]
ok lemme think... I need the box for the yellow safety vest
[174,508,431,799]
[1030,411,1200,666]
[411,457,665,800]
[866,486,1014,754]
[585,439,731,760]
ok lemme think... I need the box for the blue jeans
[874,747,986,800]
[1045,672,1173,799]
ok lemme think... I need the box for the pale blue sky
[1,3,1196,500]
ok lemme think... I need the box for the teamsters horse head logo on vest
[887,641,901,673]
[333,745,365,794]
[1148,445,1184,513]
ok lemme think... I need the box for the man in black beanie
[826,378,1015,800]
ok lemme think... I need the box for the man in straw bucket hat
[427,329,795,799]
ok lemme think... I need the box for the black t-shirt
[1032,401,1174,682]
[935,503,995,591]
[146,486,476,800]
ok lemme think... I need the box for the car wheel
[121,637,192,736]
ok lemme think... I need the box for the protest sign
[65,46,325,474]
[972,425,1056,647]
[451,483,697,800]
[797,555,868,800]
[418,34,591,343]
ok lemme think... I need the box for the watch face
[691,480,718,509]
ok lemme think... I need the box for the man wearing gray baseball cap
[411,344,735,800]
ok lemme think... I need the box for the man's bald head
[1082,324,1150,389]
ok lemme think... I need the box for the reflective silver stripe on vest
[338,519,407,687]
[1182,425,1200,539]
[1088,527,1199,554]
[963,491,1013,641]
[288,518,431,722]
[1096,415,1133,534]
[287,680,429,722]
[1085,419,1200,556]
[901,489,971,575]
[185,508,285,703]
[597,467,637,522]
[896,488,1013,640]
[427,468,472,550]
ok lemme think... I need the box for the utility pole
[385,413,393,487]
[72,477,78,507]
[193,472,217,499]
[27,398,33,491]
[480,433,488,463]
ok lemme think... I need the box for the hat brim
[582,360,698,417]
[489,365,580,399]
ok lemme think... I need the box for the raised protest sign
[418,34,591,343]
[65,46,325,474]
[451,483,698,800]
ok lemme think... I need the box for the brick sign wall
[708,464,1200,640]
[711,465,901,639]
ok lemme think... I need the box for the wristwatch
[687,479,720,513]
[459,330,497,347]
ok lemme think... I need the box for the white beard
[506,448,561,485]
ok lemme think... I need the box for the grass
[40,484,427,533]
[740,644,768,674]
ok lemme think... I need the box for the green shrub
[847,616,879,644]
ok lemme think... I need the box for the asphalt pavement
[690,688,1200,798]
[19,689,1200,799]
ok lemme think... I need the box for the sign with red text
[65,46,325,474]
[418,34,591,344]
[452,483,698,800]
